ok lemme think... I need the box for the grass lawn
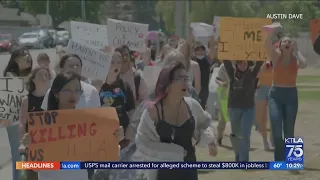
[197,71,320,180]
[297,75,320,84]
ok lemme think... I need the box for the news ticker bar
[16,162,304,170]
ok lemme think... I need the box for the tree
[156,0,320,36]
[22,1,102,27]
[131,0,159,30]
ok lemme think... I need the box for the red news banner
[16,162,60,170]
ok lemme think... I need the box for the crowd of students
[1,26,308,180]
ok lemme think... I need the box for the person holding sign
[136,61,217,180]
[264,29,307,162]
[2,47,32,180]
[20,72,124,180]
[215,64,230,146]
[223,60,263,162]
[18,67,51,180]
[99,48,135,147]
[41,54,101,110]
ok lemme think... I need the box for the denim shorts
[255,85,270,101]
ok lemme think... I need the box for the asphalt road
[0,48,58,177]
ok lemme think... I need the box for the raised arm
[292,42,307,69]
[265,33,280,64]
[222,60,235,78]
[251,61,264,77]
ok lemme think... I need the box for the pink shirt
[120,68,148,104]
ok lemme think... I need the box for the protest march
[0,11,319,180]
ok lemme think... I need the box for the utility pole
[175,0,183,37]
[46,0,50,27]
[81,0,86,21]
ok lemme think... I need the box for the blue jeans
[268,87,298,161]
[228,108,255,162]
[7,124,20,180]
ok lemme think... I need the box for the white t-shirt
[41,81,100,110]
[39,81,100,179]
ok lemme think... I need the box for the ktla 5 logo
[285,137,303,159]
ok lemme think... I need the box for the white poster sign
[141,66,162,93]
[107,19,149,52]
[66,40,112,82]
[0,77,27,127]
[71,21,108,50]
[190,22,214,37]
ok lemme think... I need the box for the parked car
[33,29,54,48]
[18,32,42,49]
[49,29,58,47]
[56,30,70,46]
[0,34,18,53]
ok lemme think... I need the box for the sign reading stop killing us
[66,40,112,82]
[218,17,272,61]
[71,21,108,50]
[27,108,120,161]
[107,18,149,52]
[0,77,27,127]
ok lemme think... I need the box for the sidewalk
[0,127,12,179]
[0,161,12,179]
[0,128,11,168]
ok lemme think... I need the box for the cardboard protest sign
[27,107,119,161]
[66,40,112,82]
[107,19,149,52]
[218,17,272,61]
[142,66,162,93]
[309,19,320,44]
[0,77,27,127]
[71,21,108,49]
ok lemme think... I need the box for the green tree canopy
[22,1,102,27]
[156,0,320,36]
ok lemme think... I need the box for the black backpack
[134,72,141,101]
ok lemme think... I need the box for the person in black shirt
[18,67,51,180]
[193,43,211,109]
[99,48,135,149]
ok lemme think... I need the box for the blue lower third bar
[60,162,81,170]
[269,162,304,170]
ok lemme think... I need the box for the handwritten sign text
[218,17,272,61]
[107,19,148,52]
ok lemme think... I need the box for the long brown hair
[26,67,50,93]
